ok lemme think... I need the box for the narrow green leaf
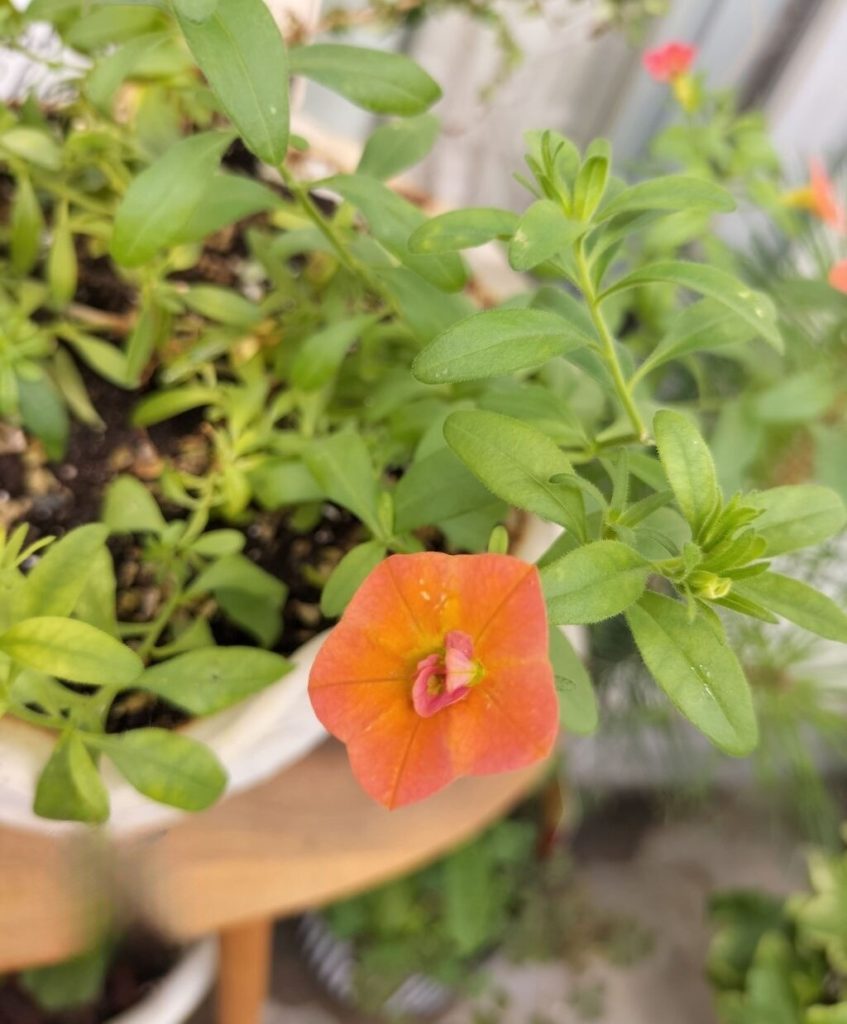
[413,308,589,384]
[10,174,44,275]
[626,592,758,755]
[321,540,387,617]
[90,729,227,811]
[639,299,757,376]
[138,647,289,715]
[549,625,597,734]
[47,202,77,307]
[102,475,167,534]
[509,199,583,272]
[188,554,286,648]
[408,207,519,254]
[541,540,649,624]
[175,0,289,165]
[34,732,109,824]
[181,285,262,328]
[358,114,439,180]
[750,371,837,425]
[173,0,218,21]
[111,132,233,267]
[289,44,441,116]
[249,459,324,509]
[189,530,245,556]
[16,524,108,620]
[17,375,69,462]
[572,153,609,220]
[654,409,720,535]
[747,485,846,556]
[444,410,585,536]
[324,174,467,291]
[173,173,281,245]
[304,432,382,535]
[74,547,119,637]
[736,573,847,643]
[131,385,218,426]
[0,618,143,686]
[602,261,781,349]
[596,175,735,222]
[394,446,493,532]
[0,127,62,170]
[291,315,376,391]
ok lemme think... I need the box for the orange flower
[783,160,846,233]
[829,260,847,293]
[309,553,558,809]
[642,42,696,82]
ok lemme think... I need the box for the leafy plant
[708,826,847,1023]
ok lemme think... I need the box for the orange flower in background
[783,160,846,233]
[642,41,696,82]
[830,260,847,293]
[309,553,558,810]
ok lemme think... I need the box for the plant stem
[575,242,649,443]
[278,164,360,276]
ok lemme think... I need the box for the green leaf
[549,626,597,734]
[572,151,610,220]
[33,732,109,824]
[173,0,218,21]
[541,540,649,624]
[596,174,735,222]
[378,266,473,343]
[125,301,169,385]
[358,114,439,180]
[47,202,77,307]
[443,839,492,956]
[111,132,233,267]
[21,944,110,1012]
[10,174,44,275]
[189,554,286,648]
[138,647,289,715]
[102,475,167,534]
[750,371,837,425]
[638,299,757,376]
[444,410,585,536]
[60,330,130,388]
[393,446,494,532]
[289,44,441,116]
[0,618,143,686]
[131,384,218,426]
[0,127,62,170]
[189,529,245,557]
[654,409,720,535]
[173,173,281,245]
[408,207,519,254]
[17,524,108,620]
[324,174,466,291]
[90,729,227,811]
[736,573,847,643]
[625,592,758,756]
[291,315,376,391]
[601,261,781,349]
[508,200,583,272]
[320,540,387,618]
[304,432,382,535]
[748,485,846,556]
[175,0,289,165]
[74,547,119,637]
[17,374,69,462]
[181,285,262,328]
[413,308,589,384]
[249,459,324,509]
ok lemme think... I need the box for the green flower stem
[575,242,649,444]
[278,164,361,277]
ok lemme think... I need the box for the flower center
[412,630,479,718]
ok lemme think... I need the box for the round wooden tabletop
[0,739,543,972]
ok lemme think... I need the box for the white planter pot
[0,515,578,836]
[105,939,217,1024]
[0,631,329,836]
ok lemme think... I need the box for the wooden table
[0,740,543,1023]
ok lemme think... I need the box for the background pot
[105,939,217,1024]
[0,631,329,837]
[298,913,455,1019]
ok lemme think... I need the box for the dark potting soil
[0,361,365,732]
[0,935,177,1024]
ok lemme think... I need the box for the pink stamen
[412,631,477,718]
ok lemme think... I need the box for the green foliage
[708,829,847,1023]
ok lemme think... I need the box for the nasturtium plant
[0,3,844,823]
